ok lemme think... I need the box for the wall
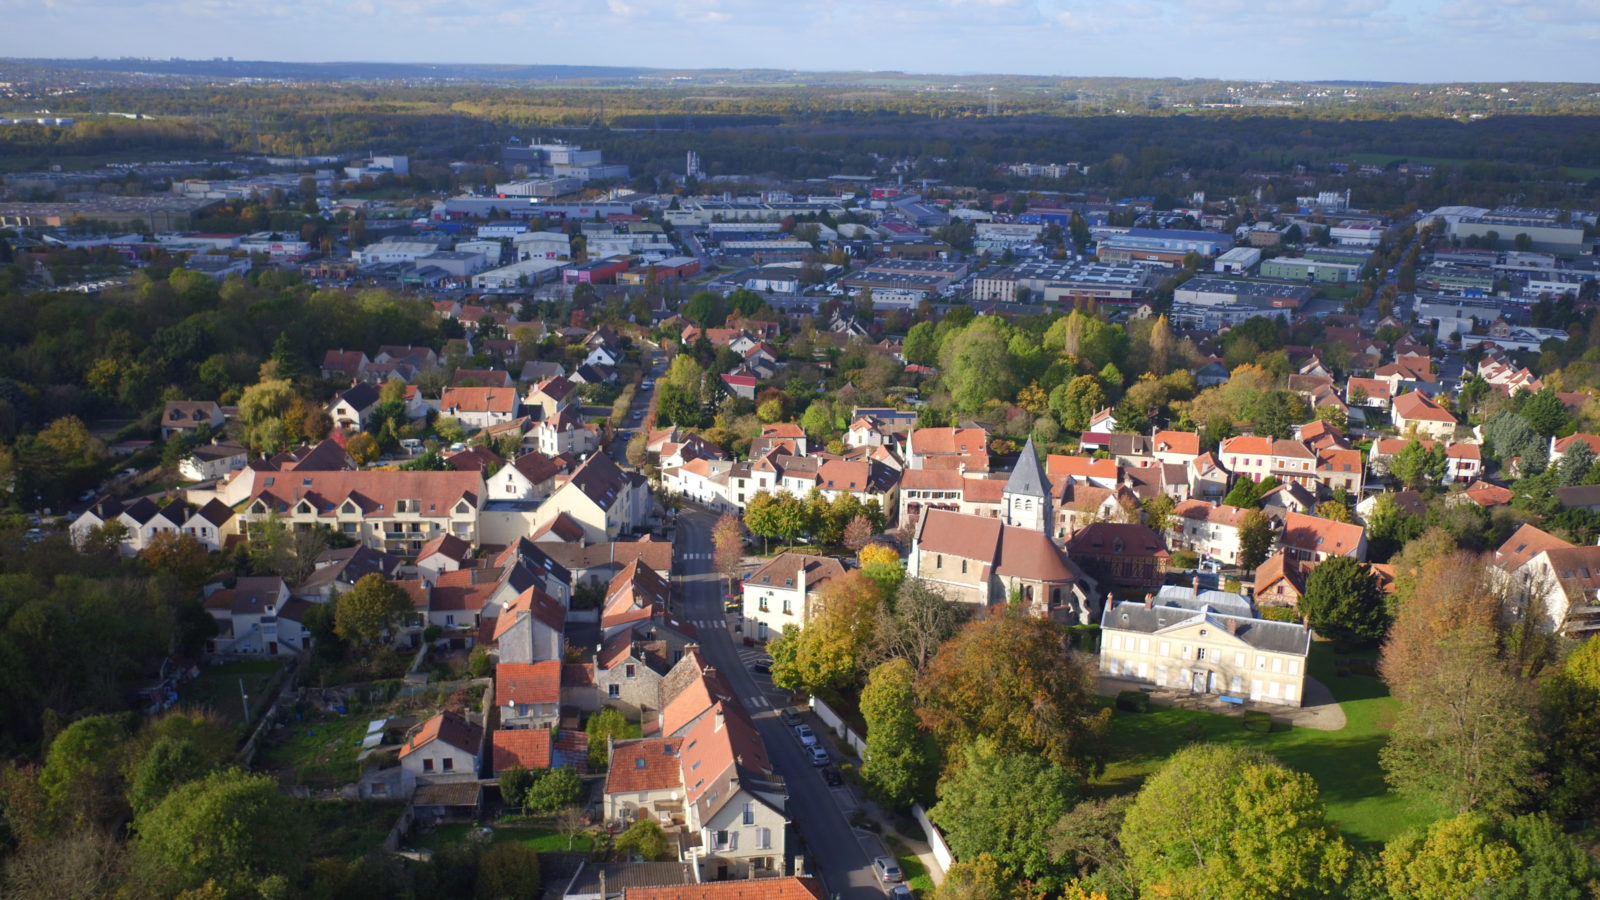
[809,696,867,757]
[911,803,954,872]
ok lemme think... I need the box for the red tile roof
[399,711,482,759]
[1495,523,1573,571]
[497,661,562,706]
[1152,430,1200,456]
[1393,390,1455,424]
[491,728,553,773]
[604,738,682,793]
[1281,512,1365,558]
[1174,500,1250,527]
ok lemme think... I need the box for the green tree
[742,492,780,552]
[930,736,1079,884]
[903,321,938,366]
[1555,441,1595,486]
[614,818,672,861]
[941,318,1019,414]
[1121,744,1354,898]
[499,764,534,813]
[333,573,411,645]
[1391,439,1445,488]
[1049,376,1105,434]
[860,658,934,807]
[1222,475,1279,509]
[1298,557,1388,645]
[768,624,805,692]
[475,842,541,900]
[585,708,632,770]
[526,767,583,813]
[917,609,1107,773]
[1141,494,1175,534]
[1236,509,1274,570]
[1377,811,1598,900]
[126,737,218,816]
[39,714,130,828]
[131,769,308,897]
[1521,387,1570,438]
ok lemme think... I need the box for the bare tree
[557,805,588,851]
[711,512,745,592]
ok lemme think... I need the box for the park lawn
[256,713,371,788]
[179,659,286,727]
[416,822,596,854]
[1092,643,1440,847]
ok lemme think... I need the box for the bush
[468,648,493,678]
[1259,606,1301,623]
[1116,690,1151,713]
[1066,624,1102,653]
[1243,710,1273,733]
[1170,549,1199,570]
[422,625,443,643]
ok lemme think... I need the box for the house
[758,423,809,457]
[1066,523,1170,597]
[530,405,601,459]
[1151,431,1202,467]
[487,451,563,502]
[540,537,674,589]
[524,376,579,421]
[1259,482,1317,522]
[601,560,674,638]
[1493,524,1600,635]
[594,621,698,719]
[1085,407,1118,436]
[439,386,522,430]
[907,508,1098,624]
[295,545,404,601]
[322,349,371,381]
[497,660,562,730]
[1392,390,1457,441]
[1190,453,1228,501]
[397,711,483,796]
[740,553,848,641]
[1046,454,1119,489]
[1315,448,1364,496]
[530,452,651,543]
[179,440,249,482]
[240,470,484,557]
[203,577,294,656]
[491,586,567,665]
[603,736,686,828]
[161,401,224,439]
[1217,437,1318,489]
[444,446,506,475]
[1253,551,1310,607]
[1099,599,1312,706]
[845,416,893,449]
[1345,377,1393,409]
[905,427,989,471]
[1555,484,1600,513]
[329,383,381,432]
[1280,511,1367,563]
[1170,500,1251,566]
[1444,442,1483,483]
[1459,479,1515,508]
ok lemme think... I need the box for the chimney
[1226,619,1239,635]
[796,560,806,597]
[1302,615,1311,631]
[1144,593,1153,609]
[714,708,725,731]
[1191,574,1201,591]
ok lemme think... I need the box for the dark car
[751,657,773,675]
[822,766,843,787]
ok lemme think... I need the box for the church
[906,438,1101,624]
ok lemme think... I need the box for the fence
[911,803,955,871]
[236,656,303,767]
[809,696,868,757]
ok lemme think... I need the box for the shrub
[422,625,443,643]
[1259,606,1301,623]
[1116,690,1151,713]
[1243,710,1273,733]
[468,648,493,678]
[1170,549,1199,570]
[1066,624,1102,652]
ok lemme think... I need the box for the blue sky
[3,0,1598,83]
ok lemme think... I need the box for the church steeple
[1003,437,1052,534]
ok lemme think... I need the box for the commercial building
[472,259,569,291]
[1098,228,1233,264]
[0,197,220,231]
[1213,247,1262,275]
[1173,277,1312,308]
[1449,216,1586,255]
[1259,257,1361,283]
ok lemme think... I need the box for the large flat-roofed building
[1042,265,1158,305]
[1098,228,1233,264]
[1213,247,1262,275]
[1259,257,1361,283]
[1173,277,1313,308]
[1450,216,1586,255]
[0,197,220,231]
[472,259,568,290]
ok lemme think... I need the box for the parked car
[821,766,843,787]
[795,724,817,747]
[750,656,773,675]
[809,745,830,767]
[874,856,904,884]
[779,709,801,727]
[887,886,913,899]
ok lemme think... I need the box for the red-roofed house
[1392,390,1457,441]
[492,586,567,665]
[491,728,553,775]
[398,711,483,795]
[907,427,990,471]
[497,661,562,729]
[440,386,522,430]
[1281,511,1367,563]
[1170,500,1251,566]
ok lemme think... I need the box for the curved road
[674,510,884,900]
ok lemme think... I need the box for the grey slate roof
[1101,601,1311,656]
[1154,585,1256,618]
[1005,438,1050,499]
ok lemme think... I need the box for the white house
[397,711,483,796]
[1170,500,1251,566]
[438,386,521,430]
[740,553,848,641]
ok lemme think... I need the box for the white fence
[912,803,955,871]
[809,696,868,757]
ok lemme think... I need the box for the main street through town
[673,510,885,900]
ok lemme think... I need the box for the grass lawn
[179,659,286,727]
[886,836,934,894]
[256,713,371,788]
[1093,643,1440,847]
[415,822,596,854]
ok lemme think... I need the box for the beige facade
[1099,602,1310,707]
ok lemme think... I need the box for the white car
[809,745,830,767]
[795,724,817,748]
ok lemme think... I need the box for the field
[255,712,372,788]
[1092,643,1440,847]
[178,659,287,727]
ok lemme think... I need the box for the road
[674,510,885,900]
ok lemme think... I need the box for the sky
[2,0,1599,84]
